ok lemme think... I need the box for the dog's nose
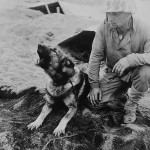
[37,44,44,55]
[38,44,44,49]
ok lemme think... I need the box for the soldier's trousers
[100,65,150,103]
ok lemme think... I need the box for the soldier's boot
[123,100,137,123]
[123,87,144,124]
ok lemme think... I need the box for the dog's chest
[46,82,71,97]
[46,67,81,98]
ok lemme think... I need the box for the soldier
[88,0,150,123]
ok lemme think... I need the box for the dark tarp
[58,25,98,62]
[29,1,64,14]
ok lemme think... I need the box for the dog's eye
[65,60,73,68]
[61,58,74,68]
[66,60,70,66]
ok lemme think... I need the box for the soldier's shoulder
[133,15,150,34]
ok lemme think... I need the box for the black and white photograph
[0,0,150,149]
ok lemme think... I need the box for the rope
[69,80,78,102]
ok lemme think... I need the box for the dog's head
[36,44,75,85]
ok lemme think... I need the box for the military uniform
[88,0,150,123]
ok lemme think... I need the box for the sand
[0,0,100,91]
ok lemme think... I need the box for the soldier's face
[106,12,131,29]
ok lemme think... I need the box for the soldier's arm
[88,22,106,88]
[126,23,150,67]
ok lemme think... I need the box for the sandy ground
[0,0,99,92]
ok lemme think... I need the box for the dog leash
[69,80,79,102]
[69,71,85,104]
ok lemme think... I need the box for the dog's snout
[38,44,44,49]
[37,44,50,60]
[37,44,45,55]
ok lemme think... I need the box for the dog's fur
[27,44,90,136]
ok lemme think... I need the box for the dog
[27,44,90,136]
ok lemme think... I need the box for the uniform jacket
[88,16,150,88]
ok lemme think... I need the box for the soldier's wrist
[90,82,99,89]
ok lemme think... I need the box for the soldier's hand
[88,88,101,105]
[112,57,129,76]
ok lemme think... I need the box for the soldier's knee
[133,65,150,80]
[132,65,150,92]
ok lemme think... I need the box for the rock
[13,99,25,110]
[0,132,14,150]
[0,104,4,107]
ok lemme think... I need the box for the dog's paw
[27,121,42,130]
[53,124,66,136]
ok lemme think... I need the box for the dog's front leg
[27,102,52,130]
[28,95,54,130]
[53,94,77,136]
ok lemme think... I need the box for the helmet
[104,0,136,13]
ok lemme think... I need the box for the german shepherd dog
[27,44,90,136]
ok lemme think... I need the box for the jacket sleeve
[126,52,150,67]
[126,25,150,67]
[88,23,105,88]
